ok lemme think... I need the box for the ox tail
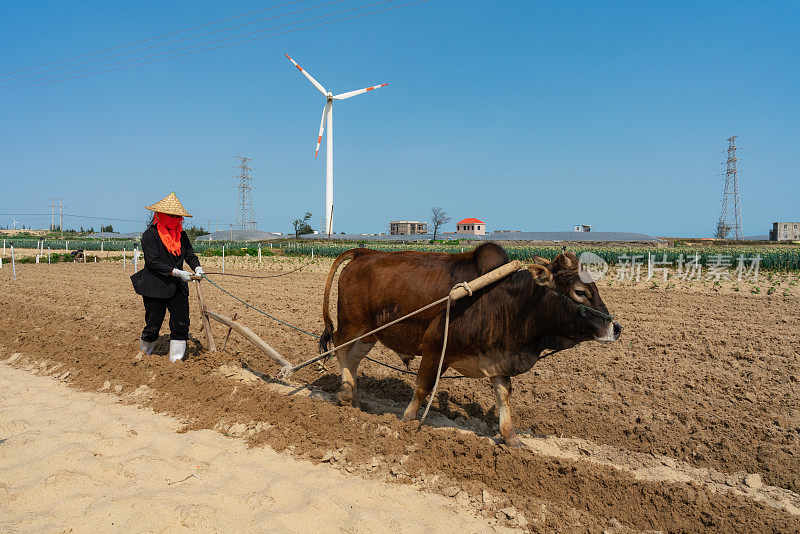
[319,248,360,355]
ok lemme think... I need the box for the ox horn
[556,252,579,271]
[527,264,554,287]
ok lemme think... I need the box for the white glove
[194,266,205,276]
[172,268,192,282]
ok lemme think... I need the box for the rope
[453,281,473,296]
[201,274,321,339]
[288,295,451,373]
[419,296,451,427]
[363,356,466,379]
[548,290,615,321]
[203,258,316,279]
[201,273,465,381]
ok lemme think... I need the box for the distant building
[494,230,520,234]
[456,218,486,235]
[573,224,592,232]
[390,220,428,235]
[769,222,800,241]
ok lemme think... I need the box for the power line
[1,0,349,83]
[1,0,430,93]
[0,0,310,78]
[0,212,141,223]
[1,0,399,90]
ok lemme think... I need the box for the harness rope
[289,295,453,374]
[201,274,320,338]
[203,258,316,279]
[419,294,451,426]
[549,289,615,322]
[200,273,468,380]
[363,356,466,379]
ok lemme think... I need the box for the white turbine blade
[333,83,388,100]
[315,102,331,158]
[284,53,327,96]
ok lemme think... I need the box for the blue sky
[1,0,798,236]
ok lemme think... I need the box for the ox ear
[527,264,554,287]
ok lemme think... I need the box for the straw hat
[145,192,192,217]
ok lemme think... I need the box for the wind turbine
[285,53,387,236]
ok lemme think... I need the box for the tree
[184,225,210,240]
[431,207,452,242]
[292,212,313,237]
[101,224,114,233]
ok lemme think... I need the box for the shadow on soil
[236,364,502,435]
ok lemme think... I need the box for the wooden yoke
[192,277,216,352]
[448,260,524,302]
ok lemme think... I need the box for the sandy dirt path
[0,364,514,534]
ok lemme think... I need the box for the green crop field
[6,238,799,271]
[277,242,800,271]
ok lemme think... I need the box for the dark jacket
[131,226,201,298]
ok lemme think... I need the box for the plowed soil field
[2,256,799,532]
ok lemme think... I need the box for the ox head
[529,252,622,343]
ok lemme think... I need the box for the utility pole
[234,156,257,231]
[715,136,742,240]
[50,198,63,231]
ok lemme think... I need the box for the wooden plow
[191,275,294,377]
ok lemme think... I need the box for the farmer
[131,192,204,362]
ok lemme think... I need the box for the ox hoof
[504,436,524,449]
[500,428,523,449]
[338,383,354,404]
[337,391,359,409]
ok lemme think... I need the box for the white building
[389,220,428,235]
[770,222,800,241]
[456,218,486,235]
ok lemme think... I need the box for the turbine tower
[285,53,387,235]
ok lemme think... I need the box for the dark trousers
[141,293,190,342]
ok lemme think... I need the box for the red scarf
[154,212,183,255]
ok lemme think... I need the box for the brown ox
[319,243,621,446]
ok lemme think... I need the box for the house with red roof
[456,217,486,235]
